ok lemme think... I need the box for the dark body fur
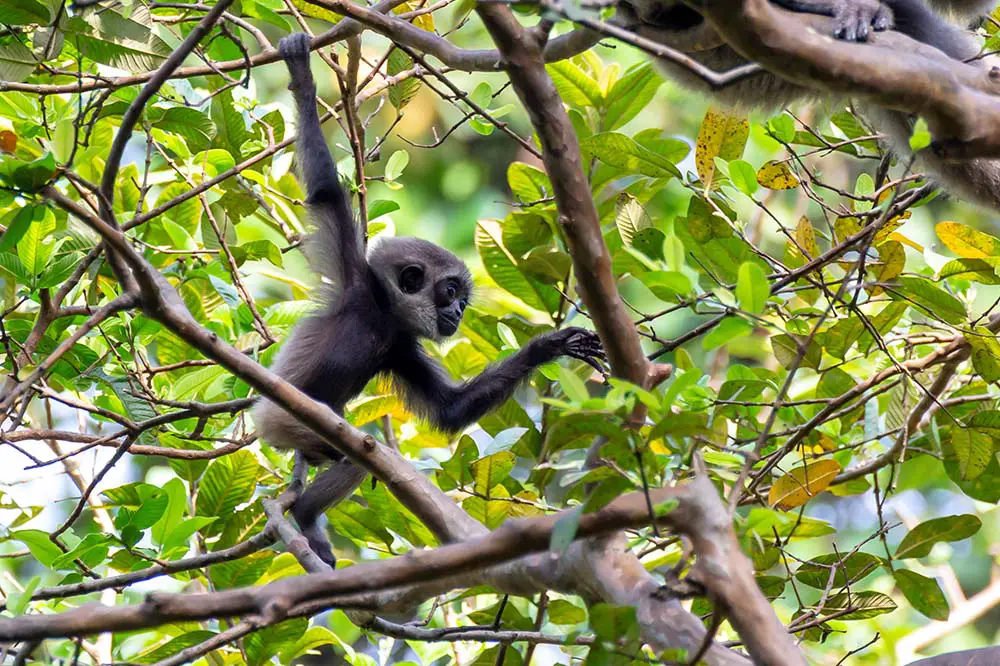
[254,33,606,565]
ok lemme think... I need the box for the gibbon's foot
[831,0,892,40]
[300,522,337,567]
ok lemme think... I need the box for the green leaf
[368,199,400,220]
[50,533,111,569]
[153,107,216,150]
[507,162,551,203]
[909,118,932,151]
[615,193,651,246]
[245,618,308,666]
[950,427,993,481]
[2,152,58,192]
[0,205,38,252]
[546,60,602,108]
[894,569,949,621]
[938,257,1000,285]
[602,62,662,131]
[471,451,516,494]
[387,49,420,109]
[794,552,881,589]
[131,631,217,665]
[820,590,896,620]
[736,261,767,315]
[891,276,967,325]
[580,132,680,179]
[66,11,171,71]
[854,173,875,212]
[895,514,981,559]
[6,576,40,615]
[476,219,558,313]
[171,365,226,401]
[385,149,409,182]
[771,334,820,370]
[547,599,586,625]
[967,326,1000,383]
[195,451,259,518]
[11,530,63,568]
[210,551,274,589]
[0,39,36,83]
[702,317,752,350]
[638,271,691,301]
[0,0,52,25]
[210,87,249,160]
[557,365,589,402]
[589,604,639,642]
[16,206,55,275]
[729,159,758,196]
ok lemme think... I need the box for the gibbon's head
[369,237,472,341]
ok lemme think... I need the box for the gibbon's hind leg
[291,461,369,567]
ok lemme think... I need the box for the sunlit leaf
[695,108,748,188]
[936,221,1000,258]
[757,160,800,190]
[768,459,842,509]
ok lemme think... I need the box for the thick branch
[0,479,697,640]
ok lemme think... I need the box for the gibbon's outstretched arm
[391,328,606,432]
[280,33,365,289]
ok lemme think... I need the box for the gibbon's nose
[439,302,462,335]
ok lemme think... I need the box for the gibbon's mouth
[438,314,461,337]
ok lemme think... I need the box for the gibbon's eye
[399,265,424,294]
[445,280,458,301]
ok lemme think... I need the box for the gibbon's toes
[872,6,892,31]
[831,0,891,41]
[279,33,311,60]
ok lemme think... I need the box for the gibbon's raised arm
[281,34,366,290]
[391,328,606,433]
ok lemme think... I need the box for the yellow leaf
[347,394,409,427]
[889,232,923,252]
[872,240,905,289]
[393,1,435,31]
[291,0,342,23]
[695,107,748,189]
[756,160,799,190]
[874,211,910,242]
[768,459,842,509]
[936,221,1000,258]
[795,216,819,259]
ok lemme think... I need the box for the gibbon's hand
[546,327,609,376]
[279,32,311,63]
[279,33,316,94]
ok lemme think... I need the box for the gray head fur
[368,236,472,340]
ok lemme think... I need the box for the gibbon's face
[369,237,472,341]
[398,264,470,338]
